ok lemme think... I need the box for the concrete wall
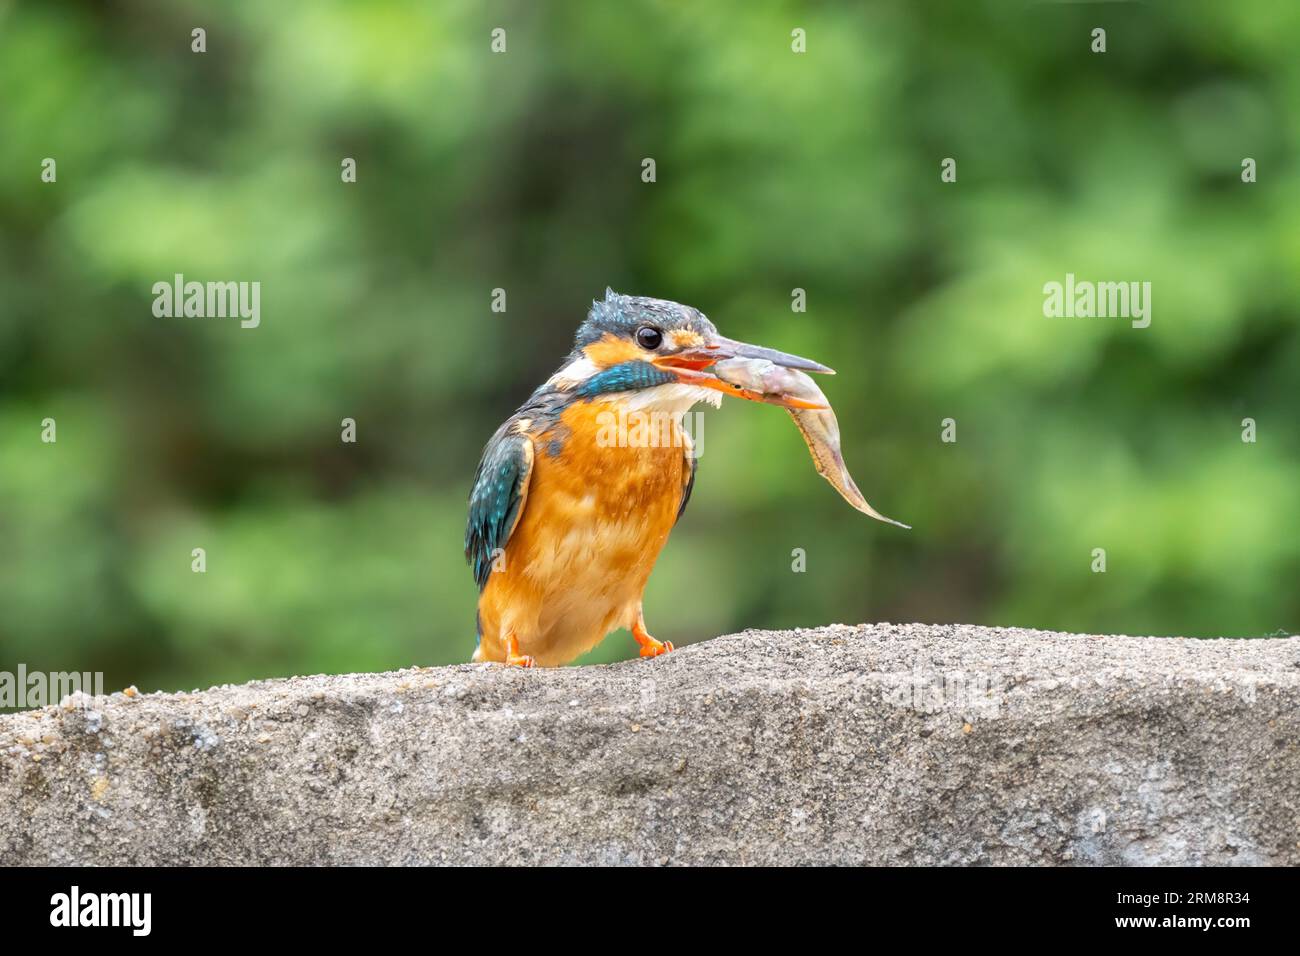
[1,623,1296,865]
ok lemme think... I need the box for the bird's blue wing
[465,426,535,591]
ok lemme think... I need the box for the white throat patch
[618,382,722,415]
[548,356,600,390]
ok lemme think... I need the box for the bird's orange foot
[638,637,674,658]
[632,620,674,659]
[504,634,536,668]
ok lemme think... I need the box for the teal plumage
[576,360,676,398]
[465,427,533,591]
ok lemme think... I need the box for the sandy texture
[1,623,1296,865]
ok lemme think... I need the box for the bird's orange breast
[475,398,689,666]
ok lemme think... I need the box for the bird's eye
[635,326,663,350]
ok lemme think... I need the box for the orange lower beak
[653,360,829,410]
[651,334,834,407]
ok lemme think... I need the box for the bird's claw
[504,634,536,668]
[638,638,674,658]
[632,611,673,659]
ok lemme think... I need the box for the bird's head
[549,288,833,414]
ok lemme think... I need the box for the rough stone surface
[1,623,1297,866]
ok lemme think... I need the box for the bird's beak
[652,335,835,376]
[707,335,836,375]
[651,335,833,408]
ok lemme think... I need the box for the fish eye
[635,326,663,350]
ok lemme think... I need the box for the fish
[712,357,910,529]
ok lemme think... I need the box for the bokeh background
[2,0,1297,696]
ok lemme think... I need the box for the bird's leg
[631,607,674,658]
[504,632,536,668]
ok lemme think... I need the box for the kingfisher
[465,289,833,667]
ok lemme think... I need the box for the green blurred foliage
[1,0,1297,694]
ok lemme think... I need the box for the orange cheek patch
[584,333,644,368]
[669,329,704,350]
